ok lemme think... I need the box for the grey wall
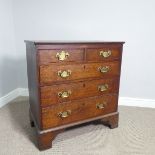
[13,0,155,99]
[0,0,19,97]
[1,0,155,99]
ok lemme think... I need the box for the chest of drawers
[25,41,124,150]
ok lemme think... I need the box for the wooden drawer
[40,78,119,106]
[41,95,118,129]
[39,61,121,85]
[38,49,84,64]
[86,47,121,62]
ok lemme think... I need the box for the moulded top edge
[24,40,125,45]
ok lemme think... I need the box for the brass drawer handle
[96,102,107,109]
[98,66,110,73]
[58,110,71,118]
[56,50,69,61]
[100,50,112,58]
[58,90,71,98]
[98,84,109,92]
[58,70,71,78]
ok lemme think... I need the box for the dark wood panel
[37,112,119,150]
[25,41,124,150]
[34,42,124,50]
[40,78,119,106]
[38,49,84,64]
[26,42,42,129]
[41,95,118,129]
[39,61,121,85]
[26,40,125,44]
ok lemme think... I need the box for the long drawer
[40,78,119,106]
[41,94,118,129]
[39,61,121,85]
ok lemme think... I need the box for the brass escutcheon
[98,84,109,92]
[98,66,110,73]
[58,70,71,78]
[56,51,69,61]
[100,50,112,58]
[58,90,71,98]
[96,102,107,109]
[58,110,71,118]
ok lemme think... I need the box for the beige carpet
[0,97,155,155]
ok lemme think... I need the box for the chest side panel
[26,42,42,129]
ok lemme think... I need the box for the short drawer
[41,95,118,129]
[86,47,121,62]
[39,61,121,85]
[40,78,119,106]
[38,49,84,64]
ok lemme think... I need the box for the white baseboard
[119,97,155,108]
[0,88,28,108]
[18,88,29,96]
[0,88,155,108]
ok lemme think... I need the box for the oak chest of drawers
[25,41,124,150]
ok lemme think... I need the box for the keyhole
[83,83,85,87]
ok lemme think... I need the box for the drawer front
[39,61,121,85]
[41,95,118,129]
[40,78,119,106]
[38,49,84,64]
[86,47,121,62]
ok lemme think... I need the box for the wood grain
[86,47,121,62]
[25,41,124,150]
[38,49,84,64]
[41,94,118,129]
[26,42,42,129]
[34,42,124,50]
[40,77,119,106]
[39,61,121,85]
